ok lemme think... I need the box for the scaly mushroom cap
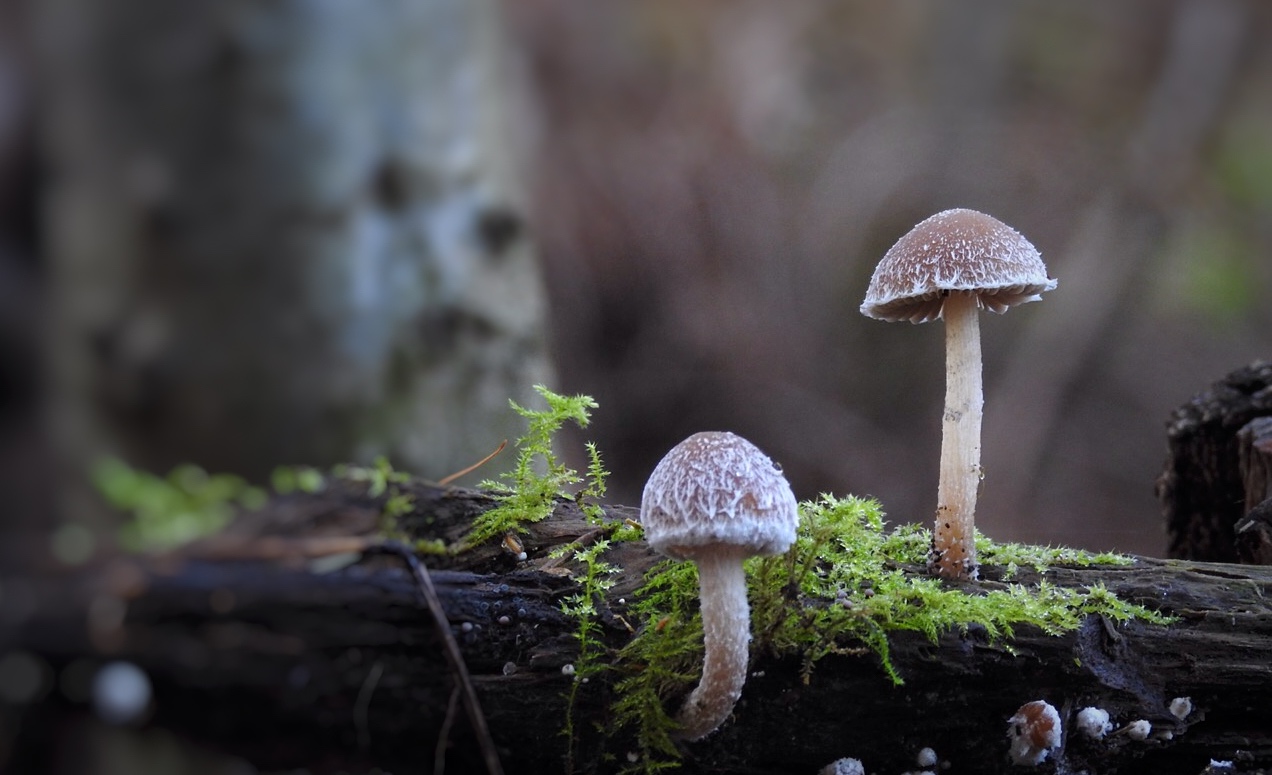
[860,208,1056,324]
[641,431,799,561]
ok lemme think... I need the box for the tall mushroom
[860,208,1055,580]
[641,431,799,740]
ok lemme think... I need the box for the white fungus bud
[1076,707,1113,739]
[916,747,938,768]
[561,663,576,677]
[818,757,865,775]
[1124,719,1151,741]
[1169,696,1193,720]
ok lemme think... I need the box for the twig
[355,661,383,750]
[438,440,508,486]
[374,541,505,775]
[434,684,462,775]
[536,528,608,571]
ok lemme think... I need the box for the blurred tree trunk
[39,0,551,524]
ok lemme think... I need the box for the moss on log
[5,478,1272,775]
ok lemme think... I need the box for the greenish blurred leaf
[1158,222,1257,325]
[1214,122,1272,210]
[93,458,262,552]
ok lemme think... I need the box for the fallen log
[4,478,1272,775]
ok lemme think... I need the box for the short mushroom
[1007,700,1063,766]
[861,208,1055,580]
[641,431,799,740]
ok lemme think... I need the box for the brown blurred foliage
[0,0,43,538]
[2,1,1270,557]
[507,0,1272,554]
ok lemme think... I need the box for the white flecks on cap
[641,431,799,561]
[1007,700,1063,766]
[861,208,1057,323]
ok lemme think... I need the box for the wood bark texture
[4,479,1272,775]
[1159,361,1272,562]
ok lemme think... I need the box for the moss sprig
[466,385,604,547]
[558,539,621,772]
[610,560,705,773]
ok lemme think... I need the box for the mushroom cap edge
[860,208,1057,324]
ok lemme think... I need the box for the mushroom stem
[677,547,752,740]
[932,292,983,580]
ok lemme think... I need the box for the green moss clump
[607,494,1172,773]
[977,535,1134,578]
[610,559,708,771]
[269,465,326,495]
[467,385,608,547]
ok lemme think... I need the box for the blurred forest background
[2,0,1271,568]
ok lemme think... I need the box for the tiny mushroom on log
[640,431,800,741]
[1007,700,1063,766]
[1075,706,1113,739]
[861,208,1056,580]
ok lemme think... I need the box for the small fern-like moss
[467,386,603,547]
[335,457,427,546]
[558,539,621,772]
[978,536,1134,579]
[610,560,705,772]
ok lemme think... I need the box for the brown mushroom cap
[860,208,1056,324]
[641,431,799,561]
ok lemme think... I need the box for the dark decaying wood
[1237,417,1272,515]
[4,479,1272,775]
[1235,417,1272,566]
[1158,360,1272,562]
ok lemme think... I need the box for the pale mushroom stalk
[677,546,752,741]
[934,292,984,579]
